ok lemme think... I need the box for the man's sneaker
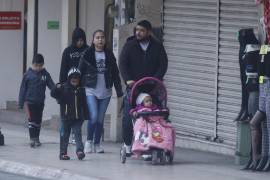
[142,154,152,161]
[76,151,85,160]
[35,138,41,147]
[84,140,93,153]
[124,144,132,157]
[30,139,35,148]
[59,153,70,160]
[94,144,104,153]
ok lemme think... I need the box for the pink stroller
[120,77,175,165]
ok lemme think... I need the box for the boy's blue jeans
[86,95,111,144]
[60,120,84,155]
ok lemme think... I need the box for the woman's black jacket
[51,83,89,121]
[78,46,123,97]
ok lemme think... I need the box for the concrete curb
[0,159,99,180]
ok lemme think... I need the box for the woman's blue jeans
[86,95,111,144]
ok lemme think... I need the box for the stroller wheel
[166,152,174,164]
[160,151,166,165]
[120,146,126,164]
[151,150,158,165]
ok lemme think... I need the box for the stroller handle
[137,110,169,117]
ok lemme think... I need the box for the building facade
[0,0,262,155]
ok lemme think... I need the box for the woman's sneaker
[30,139,35,148]
[59,153,70,160]
[94,144,104,153]
[84,140,93,153]
[76,151,85,160]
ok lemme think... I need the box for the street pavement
[0,118,269,180]
[0,171,43,180]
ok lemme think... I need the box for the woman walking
[79,30,123,153]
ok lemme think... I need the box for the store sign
[47,21,59,30]
[0,12,21,30]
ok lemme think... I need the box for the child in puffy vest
[19,54,55,148]
[51,68,89,160]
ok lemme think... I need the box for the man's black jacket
[119,36,168,83]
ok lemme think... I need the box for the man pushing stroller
[119,20,168,156]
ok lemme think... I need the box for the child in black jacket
[19,54,55,148]
[51,68,88,160]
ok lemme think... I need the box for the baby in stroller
[130,93,162,117]
[120,77,175,165]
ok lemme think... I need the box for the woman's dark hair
[91,29,106,49]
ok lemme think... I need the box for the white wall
[0,0,105,119]
[38,0,62,119]
[80,0,105,44]
[37,0,105,120]
[0,0,24,109]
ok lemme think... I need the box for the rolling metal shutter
[163,0,219,139]
[217,0,258,147]
[163,0,258,150]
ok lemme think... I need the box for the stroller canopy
[130,77,167,108]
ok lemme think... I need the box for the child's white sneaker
[70,133,76,145]
[84,140,93,153]
[94,144,104,153]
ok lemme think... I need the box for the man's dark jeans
[122,88,133,146]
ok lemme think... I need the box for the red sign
[0,12,21,30]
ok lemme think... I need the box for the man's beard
[136,35,150,42]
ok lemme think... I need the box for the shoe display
[263,159,270,172]
[256,156,268,171]
[250,159,260,171]
[241,157,253,170]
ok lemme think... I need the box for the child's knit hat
[68,67,81,79]
[136,93,150,105]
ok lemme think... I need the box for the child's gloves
[132,111,138,118]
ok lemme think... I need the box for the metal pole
[33,0,38,55]
[76,0,80,27]
[213,0,220,141]
[23,0,28,73]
